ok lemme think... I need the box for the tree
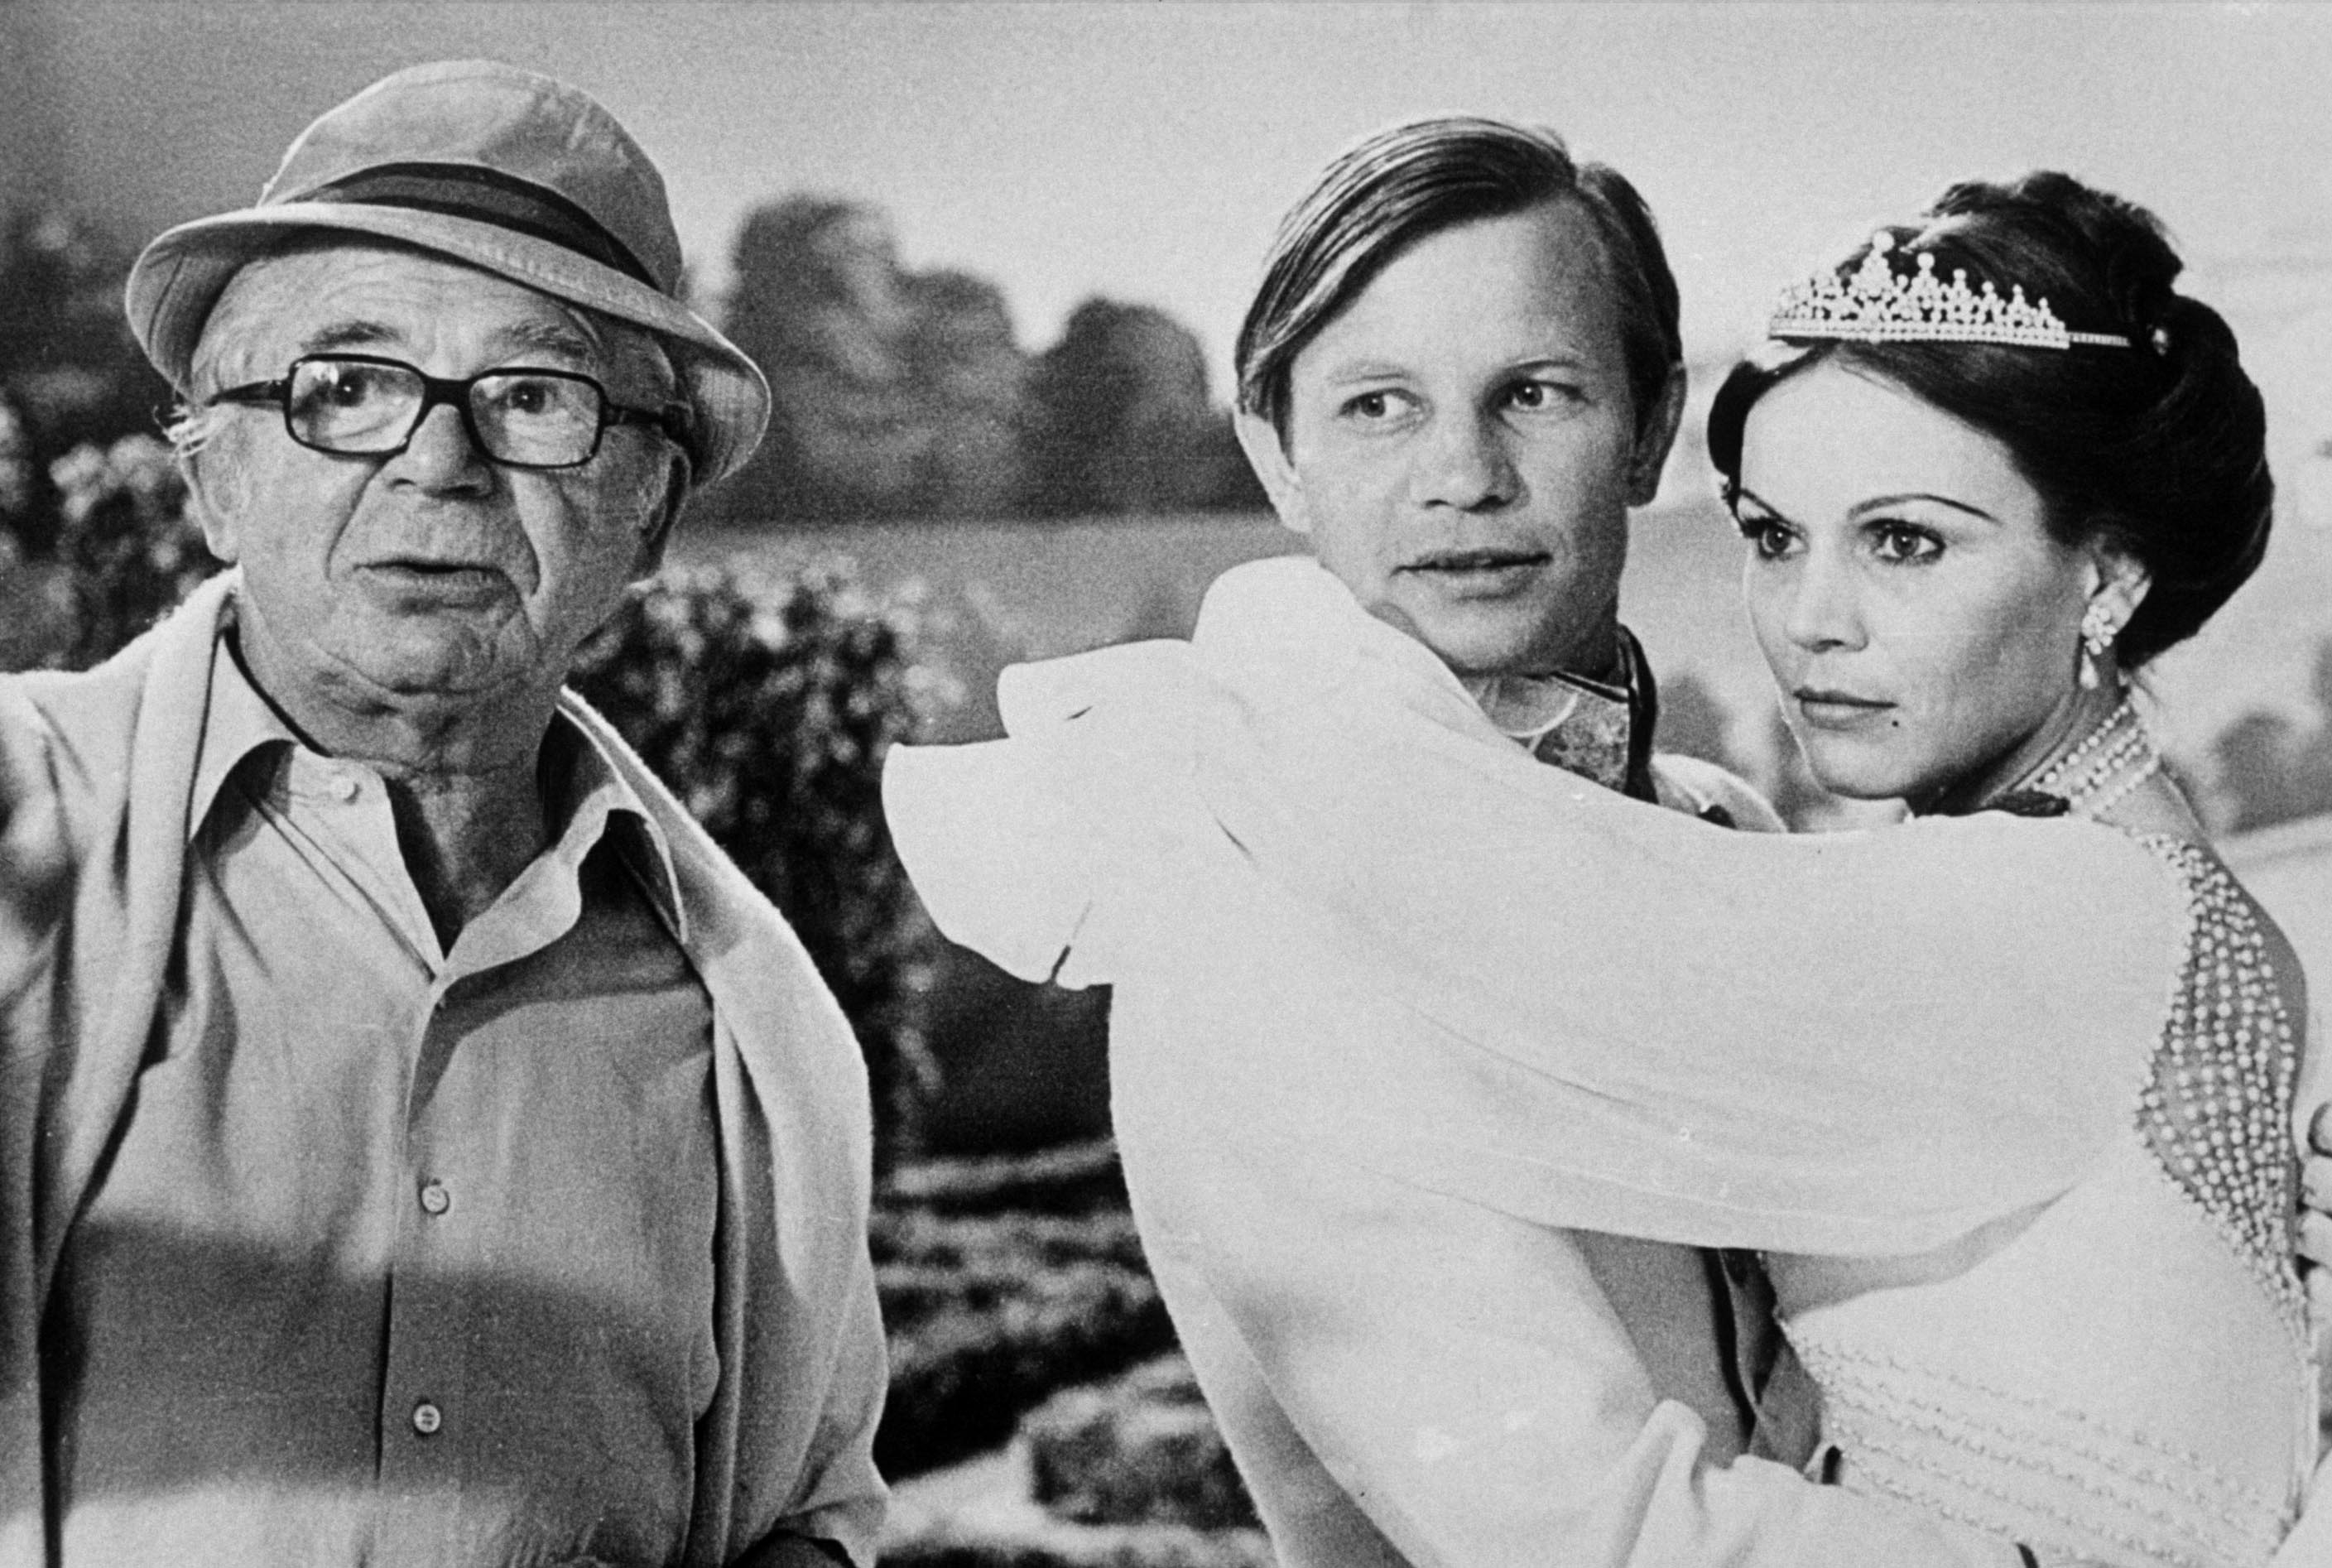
[718,198,926,523]
[1022,299,1236,517]
[716,200,1035,524]
[900,269,1027,517]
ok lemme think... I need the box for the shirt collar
[189,628,297,839]
[539,714,690,944]
[1461,624,1661,799]
[188,628,688,943]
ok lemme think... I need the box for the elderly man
[0,62,884,1566]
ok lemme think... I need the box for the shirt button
[418,1180,451,1216]
[411,1401,443,1436]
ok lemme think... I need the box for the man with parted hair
[0,60,885,1566]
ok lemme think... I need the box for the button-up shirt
[51,630,722,1567]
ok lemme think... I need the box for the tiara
[1767,233,2130,350]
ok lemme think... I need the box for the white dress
[1766,832,2314,1567]
[884,556,2325,1568]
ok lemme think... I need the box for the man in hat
[0,61,884,1566]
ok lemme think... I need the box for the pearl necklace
[2029,699,2162,820]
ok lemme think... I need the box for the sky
[12,1,2332,747]
[24,2,2332,395]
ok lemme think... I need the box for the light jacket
[0,571,888,1566]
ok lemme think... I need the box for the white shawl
[887,556,2190,1259]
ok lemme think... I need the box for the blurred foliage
[720,200,987,524]
[0,209,219,671]
[883,1137,1130,1217]
[46,434,218,668]
[713,195,1261,526]
[0,208,175,493]
[1026,1356,1256,1531]
[1021,301,1256,518]
[904,268,1032,518]
[882,1521,1272,1568]
[570,565,941,1172]
[880,1520,1272,1568]
[873,1198,1176,1480]
[2209,640,2332,834]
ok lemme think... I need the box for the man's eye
[1343,390,1399,420]
[1507,380,1576,411]
[320,367,397,406]
[483,375,593,422]
[499,380,554,416]
[288,364,404,421]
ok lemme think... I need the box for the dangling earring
[2078,602,2118,691]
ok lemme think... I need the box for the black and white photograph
[3,5,2332,1565]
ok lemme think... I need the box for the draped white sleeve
[885,556,2190,1260]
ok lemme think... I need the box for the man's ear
[630,455,690,580]
[1624,363,1689,508]
[179,437,243,565]
[1233,410,1313,536]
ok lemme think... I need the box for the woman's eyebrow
[1849,491,2000,523]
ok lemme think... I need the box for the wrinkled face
[186,243,685,718]
[1735,363,2105,805]
[1261,202,1665,679]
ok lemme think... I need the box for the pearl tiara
[1767,233,2131,351]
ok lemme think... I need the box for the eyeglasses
[206,354,693,471]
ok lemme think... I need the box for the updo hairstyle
[1706,171,2272,669]
[1237,115,1682,445]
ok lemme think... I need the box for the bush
[570,564,941,1171]
[874,1202,1176,1479]
[0,207,219,673]
[43,435,217,668]
[2210,639,2332,833]
[883,1138,1129,1217]
[1025,1356,1255,1531]
[0,209,174,490]
[879,1521,1272,1568]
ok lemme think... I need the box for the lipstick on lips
[1792,685,1895,731]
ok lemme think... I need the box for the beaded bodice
[1773,830,2315,1568]
[2132,836,2306,1345]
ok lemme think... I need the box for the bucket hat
[125,59,768,485]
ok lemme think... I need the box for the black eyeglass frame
[205,353,695,472]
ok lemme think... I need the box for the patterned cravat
[1462,625,1658,800]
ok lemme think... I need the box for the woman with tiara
[886,159,2325,1566]
[1693,173,2320,1565]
